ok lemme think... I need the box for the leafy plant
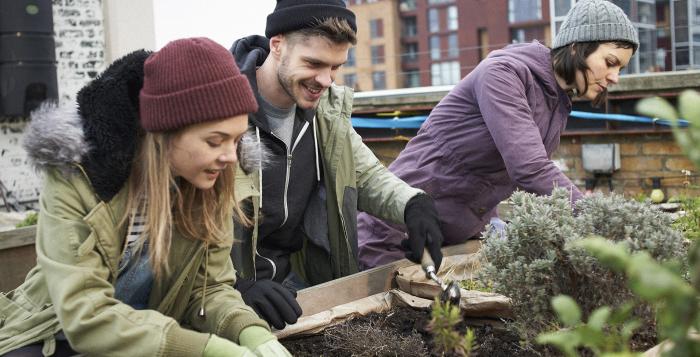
[15,211,37,228]
[459,278,493,292]
[427,298,474,356]
[537,294,641,357]
[672,195,700,240]
[478,188,686,346]
[576,237,700,356]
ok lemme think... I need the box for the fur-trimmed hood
[24,50,267,202]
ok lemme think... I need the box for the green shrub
[478,188,687,345]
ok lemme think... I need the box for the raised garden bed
[282,305,536,357]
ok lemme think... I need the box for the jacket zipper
[275,122,309,227]
[257,121,309,280]
[255,250,276,280]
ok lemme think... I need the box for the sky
[152,0,277,50]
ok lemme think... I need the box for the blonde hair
[122,130,248,278]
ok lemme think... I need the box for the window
[403,42,419,62]
[610,0,631,15]
[447,6,458,30]
[428,0,453,4]
[510,27,545,43]
[637,1,655,24]
[372,71,386,90]
[511,28,525,44]
[554,0,571,17]
[508,0,541,23]
[399,0,416,11]
[428,8,440,33]
[448,33,458,57]
[674,0,689,43]
[404,70,420,88]
[430,35,441,60]
[402,16,417,37]
[478,28,489,61]
[347,47,356,67]
[676,46,689,67]
[371,45,384,64]
[638,27,657,72]
[370,18,384,38]
[343,73,357,89]
[431,61,460,86]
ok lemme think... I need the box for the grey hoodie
[357,41,583,269]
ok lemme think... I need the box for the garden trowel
[421,248,461,306]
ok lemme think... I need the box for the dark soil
[281,306,541,357]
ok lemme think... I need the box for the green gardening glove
[239,325,291,357]
[203,334,255,357]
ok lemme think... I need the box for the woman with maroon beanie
[0,38,290,356]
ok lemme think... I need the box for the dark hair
[286,17,357,46]
[551,41,636,107]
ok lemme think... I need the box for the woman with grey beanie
[357,0,639,269]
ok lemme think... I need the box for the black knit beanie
[265,0,357,38]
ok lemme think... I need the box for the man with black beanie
[229,0,444,330]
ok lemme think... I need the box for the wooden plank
[0,245,36,292]
[296,239,482,317]
[0,226,36,250]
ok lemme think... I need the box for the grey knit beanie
[553,0,638,50]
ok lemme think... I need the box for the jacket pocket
[459,172,511,219]
[303,184,330,255]
[0,291,32,325]
[0,290,57,349]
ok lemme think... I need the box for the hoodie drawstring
[256,126,263,209]
[312,116,320,182]
[198,242,209,318]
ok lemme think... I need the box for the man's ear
[269,35,285,59]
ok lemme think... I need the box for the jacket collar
[24,50,151,202]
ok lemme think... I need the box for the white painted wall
[1,0,109,208]
[103,0,156,62]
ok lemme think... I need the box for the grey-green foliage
[478,188,687,344]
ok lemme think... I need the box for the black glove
[401,194,444,271]
[236,278,303,330]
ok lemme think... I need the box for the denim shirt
[114,240,153,309]
[114,211,154,310]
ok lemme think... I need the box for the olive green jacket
[232,84,422,285]
[0,168,268,356]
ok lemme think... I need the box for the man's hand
[236,278,302,330]
[401,194,444,271]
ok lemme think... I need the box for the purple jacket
[357,41,583,268]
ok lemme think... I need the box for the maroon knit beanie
[139,37,258,132]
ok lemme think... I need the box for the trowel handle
[421,247,436,273]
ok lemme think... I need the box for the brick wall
[365,132,700,201]
[53,0,106,105]
[555,133,700,199]
[0,0,105,208]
